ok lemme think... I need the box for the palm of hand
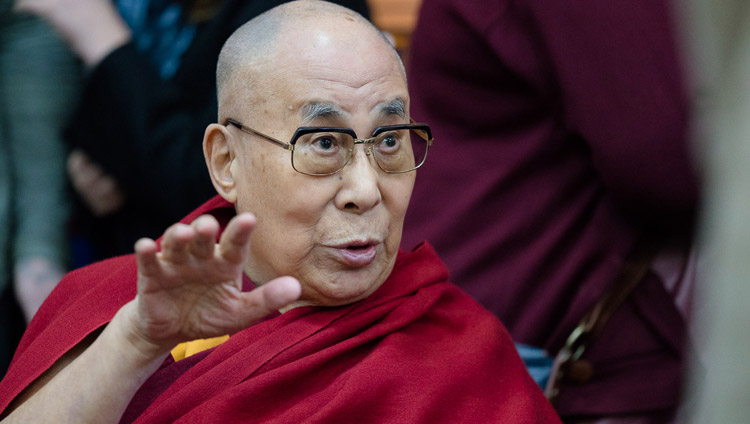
[131,214,299,349]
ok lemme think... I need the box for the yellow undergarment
[171,335,230,362]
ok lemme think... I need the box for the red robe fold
[0,197,559,423]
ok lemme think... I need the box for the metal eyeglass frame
[224,118,433,176]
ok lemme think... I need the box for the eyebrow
[300,102,343,124]
[379,98,407,119]
[299,97,407,124]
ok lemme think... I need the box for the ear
[203,123,238,203]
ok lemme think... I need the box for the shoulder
[37,256,137,324]
[386,243,517,362]
[0,255,138,416]
[346,275,558,422]
[15,254,138,358]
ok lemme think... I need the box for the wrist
[110,301,173,365]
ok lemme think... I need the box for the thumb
[260,276,302,311]
[236,276,301,325]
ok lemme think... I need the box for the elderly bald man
[0,2,559,422]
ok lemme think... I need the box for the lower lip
[334,245,378,267]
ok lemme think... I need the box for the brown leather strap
[544,237,658,406]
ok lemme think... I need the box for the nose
[334,145,382,214]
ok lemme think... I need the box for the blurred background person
[401,0,699,421]
[0,0,80,378]
[679,0,750,422]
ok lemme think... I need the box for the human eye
[375,130,404,155]
[299,132,347,156]
[313,134,336,151]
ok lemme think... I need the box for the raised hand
[126,213,301,353]
[67,149,127,216]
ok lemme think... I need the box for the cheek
[242,177,336,277]
[270,180,335,249]
[386,176,415,221]
[233,153,274,214]
[383,176,415,245]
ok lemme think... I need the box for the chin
[305,272,386,307]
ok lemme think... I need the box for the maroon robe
[0,196,560,423]
[401,0,697,418]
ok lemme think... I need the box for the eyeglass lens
[291,129,429,175]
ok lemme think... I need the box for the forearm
[2,301,169,424]
[15,0,132,68]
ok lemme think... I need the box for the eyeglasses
[224,118,433,176]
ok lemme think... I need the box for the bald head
[216,0,404,120]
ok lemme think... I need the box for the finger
[91,173,121,199]
[237,276,301,325]
[190,215,220,259]
[135,237,160,278]
[67,149,85,172]
[68,151,122,215]
[89,176,127,216]
[68,152,102,193]
[68,149,95,174]
[218,213,256,264]
[160,223,194,264]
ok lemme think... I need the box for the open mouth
[347,244,371,250]
[333,242,378,267]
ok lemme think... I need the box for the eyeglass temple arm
[224,118,292,150]
[408,118,433,144]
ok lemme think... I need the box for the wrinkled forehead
[221,11,408,127]
[259,25,405,120]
